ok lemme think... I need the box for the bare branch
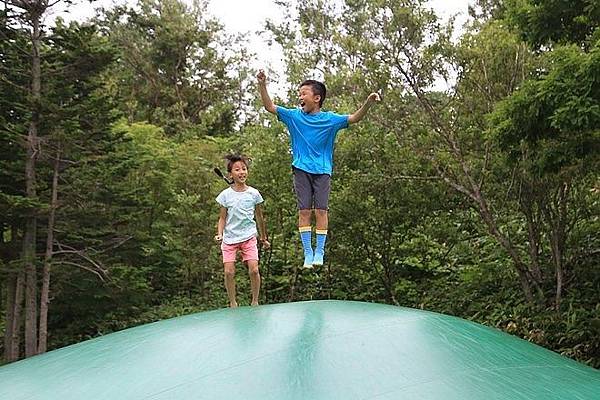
[55,261,107,282]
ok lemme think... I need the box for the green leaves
[492,42,600,174]
[505,0,600,49]
[99,0,250,137]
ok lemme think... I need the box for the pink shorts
[221,236,259,263]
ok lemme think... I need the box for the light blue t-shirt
[276,106,349,175]
[216,186,264,244]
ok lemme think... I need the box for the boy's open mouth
[299,101,306,108]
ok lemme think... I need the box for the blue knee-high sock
[299,227,313,261]
[315,229,327,257]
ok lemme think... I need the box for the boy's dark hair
[225,154,250,172]
[300,79,326,107]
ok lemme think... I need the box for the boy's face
[229,161,248,184]
[299,85,321,113]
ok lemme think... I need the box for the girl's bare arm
[215,207,227,242]
[255,204,270,249]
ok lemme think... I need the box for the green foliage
[98,0,252,137]
[0,8,33,246]
[505,0,600,48]
[492,42,600,174]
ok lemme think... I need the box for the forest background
[1,0,599,367]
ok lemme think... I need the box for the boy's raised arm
[257,70,277,115]
[348,92,381,124]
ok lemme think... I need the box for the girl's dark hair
[225,154,250,172]
[300,79,326,107]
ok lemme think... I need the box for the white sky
[51,0,471,95]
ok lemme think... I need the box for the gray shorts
[293,167,331,210]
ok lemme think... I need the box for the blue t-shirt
[276,106,349,175]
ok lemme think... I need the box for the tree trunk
[3,275,15,361]
[380,226,399,306]
[23,5,43,358]
[545,182,570,311]
[4,274,17,361]
[473,193,536,303]
[522,201,543,283]
[4,272,25,362]
[38,145,60,354]
[23,220,38,358]
[3,225,21,362]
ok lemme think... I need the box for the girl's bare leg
[224,262,237,307]
[247,260,261,306]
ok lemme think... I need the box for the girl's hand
[214,234,223,243]
[260,238,270,250]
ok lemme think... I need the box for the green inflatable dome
[2,300,599,399]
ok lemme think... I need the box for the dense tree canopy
[504,0,600,48]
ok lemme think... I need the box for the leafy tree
[0,0,73,360]
[328,120,450,304]
[1,2,119,360]
[491,42,600,309]
[504,0,600,48]
[0,6,30,361]
[98,0,252,138]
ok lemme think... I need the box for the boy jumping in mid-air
[215,154,270,307]
[257,70,380,268]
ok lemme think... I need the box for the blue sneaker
[312,252,324,266]
[302,254,313,269]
